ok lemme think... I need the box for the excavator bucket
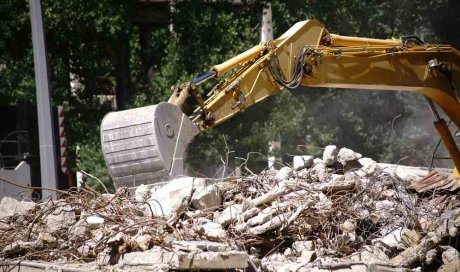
[100,102,199,189]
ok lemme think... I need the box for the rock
[425,249,437,264]
[375,227,402,248]
[311,159,327,181]
[45,205,76,233]
[119,247,249,270]
[400,229,421,248]
[293,156,314,170]
[275,167,294,182]
[284,248,293,257]
[340,219,356,233]
[198,219,227,240]
[135,234,152,251]
[439,259,460,272]
[441,246,460,264]
[299,250,316,263]
[350,245,390,263]
[172,240,230,252]
[358,157,378,176]
[191,184,221,211]
[146,177,195,217]
[134,184,150,202]
[0,197,36,219]
[323,145,338,166]
[337,148,362,165]
[292,241,315,252]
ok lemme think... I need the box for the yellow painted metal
[433,120,460,174]
[329,34,401,47]
[455,167,459,178]
[189,19,460,173]
[211,44,266,77]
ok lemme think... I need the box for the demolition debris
[1,145,460,271]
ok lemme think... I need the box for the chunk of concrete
[134,184,150,202]
[299,250,316,263]
[191,184,221,211]
[293,156,314,170]
[45,205,76,233]
[337,148,362,165]
[146,177,195,217]
[0,197,36,219]
[323,145,338,166]
[292,241,315,252]
[358,158,378,176]
[198,219,227,240]
[172,240,230,252]
[275,167,294,182]
[441,246,460,264]
[119,247,249,270]
[311,158,327,181]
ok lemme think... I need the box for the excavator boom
[101,19,460,188]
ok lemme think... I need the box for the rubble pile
[1,145,460,271]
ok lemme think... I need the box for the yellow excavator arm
[101,19,460,188]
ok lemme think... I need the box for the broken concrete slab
[197,219,227,240]
[191,184,221,211]
[45,204,76,233]
[119,247,248,270]
[172,240,230,252]
[0,197,36,219]
[145,177,195,217]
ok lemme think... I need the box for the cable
[268,47,313,89]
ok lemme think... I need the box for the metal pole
[29,0,58,198]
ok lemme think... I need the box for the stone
[134,184,150,202]
[146,177,195,217]
[293,156,314,170]
[377,227,402,248]
[191,184,221,211]
[323,145,338,166]
[275,167,294,182]
[45,205,76,233]
[358,158,378,176]
[299,250,316,263]
[198,219,227,240]
[284,248,293,257]
[439,260,460,272]
[400,229,421,248]
[135,235,152,251]
[311,159,327,181]
[350,245,390,263]
[292,241,315,252]
[0,197,36,219]
[425,249,437,264]
[337,148,362,165]
[172,240,230,252]
[119,247,249,270]
[340,219,356,233]
[441,246,460,264]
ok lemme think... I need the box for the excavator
[100,19,460,189]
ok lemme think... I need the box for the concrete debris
[293,155,314,170]
[337,147,362,165]
[1,145,459,271]
[191,184,221,211]
[275,166,294,181]
[323,145,338,166]
[0,197,36,219]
